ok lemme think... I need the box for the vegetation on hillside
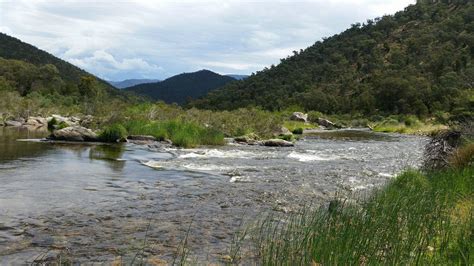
[0,33,116,92]
[0,57,136,119]
[192,1,473,122]
[125,70,236,104]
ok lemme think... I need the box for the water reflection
[89,144,126,172]
[0,127,126,172]
[0,127,50,162]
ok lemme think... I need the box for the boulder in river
[80,115,94,128]
[5,120,24,127]
[317,118,338,129]
[290,112,308,122]
[50,126,98,142]
[234,133,260,145]
[48,115,78,127]
[25,116,48,127]
[262,139,294,147]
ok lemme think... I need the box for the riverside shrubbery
[99,124,128,142]
[124,120,224,148]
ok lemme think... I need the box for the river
[0,127,428,263]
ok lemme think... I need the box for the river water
[0,127,428,263]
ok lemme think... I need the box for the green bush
[307,111,323,123]
[292,127,303,134]
[99,124,128,142]
[123,120,224,148]
[47,117,57,130]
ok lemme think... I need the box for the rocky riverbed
[0,127,428,264]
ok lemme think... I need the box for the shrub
[403,115,421,127]
[292,127,303,134]
[99,124,128,142]
[47,117,57,130]
[449,143,474,169]
[307,111,323,123]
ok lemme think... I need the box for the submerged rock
[50,126,98,142]
[262,139,294,147]
[290,112,308,122]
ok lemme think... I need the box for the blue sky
[0,0,415,81]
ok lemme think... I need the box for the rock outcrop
[24,116,48,127]
[49,126,98,142]
[317,118,338,129]
[262,139,294,147]
[290,112,308,123]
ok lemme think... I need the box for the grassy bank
[370,115,448,135]
[123,120,225,148]
[247,167,473,265]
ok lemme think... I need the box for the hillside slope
[0,33,116,92]
[193,1,473,117]
[125,70,236,104]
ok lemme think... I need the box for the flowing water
[0,127,428,263]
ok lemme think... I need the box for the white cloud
[69,50,163,80]
[0,0,416,80]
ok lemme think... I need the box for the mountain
[125,69,236,104]
[192,1,473,117]
[108,79,161,89]
[225,74,249,80]
[0,33,115,92]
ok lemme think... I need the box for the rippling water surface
[0,127,428,263]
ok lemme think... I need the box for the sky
[0,0,415,81]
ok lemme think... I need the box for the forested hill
[0,33,114,91]
[125,70,236,104]
[192,1,473,117]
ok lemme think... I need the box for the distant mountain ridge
[125,70,236,104]
[108,79,161,89]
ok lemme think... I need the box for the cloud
[69,51,163,80]
[0,0,416,80]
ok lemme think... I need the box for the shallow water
[0,127,428,263]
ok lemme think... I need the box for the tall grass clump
[124,120,224,148]
[99,124,128,142]
[249,167,473,265]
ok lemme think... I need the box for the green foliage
[124,120,224,148]
[193,1,473,118]
[99,124,128,143]
[250,166,474,265]
[292,127,303,134]
[278,134,295,141]
[123,103,282,138]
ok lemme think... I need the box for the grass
[283,121,316,132]
[99,124,128,142]
[123,120,224,148]
[246,167,473,265]
[371,116,448,135]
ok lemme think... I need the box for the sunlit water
[0,127,428,263]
